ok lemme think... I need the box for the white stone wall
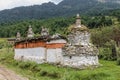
[68,31,90,45]
[14,47,99,69]
[47,48,63,64]
[14,47,64,64]
[63,55,99,69]
[14,47,46,63]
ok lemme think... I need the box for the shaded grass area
[0,49,120,80]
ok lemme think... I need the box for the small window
[21,56,24,61]
[69,56,72,59]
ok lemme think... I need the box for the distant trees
[112,26,120,46]
[91,26,120,47]
[0,17,75,38]
[87,16,112,28]
[0,15,115,38]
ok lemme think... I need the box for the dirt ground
[0,66,28,80]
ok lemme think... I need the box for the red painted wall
[15,40,65,49]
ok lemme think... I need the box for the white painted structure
[14,38,66,64]
[14,14,99,69]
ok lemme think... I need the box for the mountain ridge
[0,0,120,22]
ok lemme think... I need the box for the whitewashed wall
[14,48,64,64]
[68,31,91,46]
[47,48,63,64]
[63,55,99,69]
[14,47,46,63]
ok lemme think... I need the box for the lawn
[0,48,120,80]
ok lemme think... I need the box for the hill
[0,0,120,22]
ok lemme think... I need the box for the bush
[39,70,60,78]
[18,61,32,69]
[40,71,48,76]
[99,40,117,61]
[117,58,120,65]
[47,71,60,78]
[99,48,113,60]
[29,63,41,72]
[11,60,19,66]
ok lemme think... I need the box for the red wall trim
[15,41,65,49]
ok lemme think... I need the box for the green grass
[0,38,7,41]
[0,48,120,80]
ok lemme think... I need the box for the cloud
[0,0,63,11]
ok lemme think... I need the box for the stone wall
[63,55,99,69]
[68,26,90,46]
[62,26,99,68]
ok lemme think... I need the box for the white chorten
[75,14,81,28]
[27,25,34,38]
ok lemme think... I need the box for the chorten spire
[75,14,81,28]
[41,26,49,37]
[27,25,34,38]
[16,32,21,41]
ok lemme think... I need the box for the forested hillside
[0,15,113,38]
[0,0,120,22]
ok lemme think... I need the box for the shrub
[29,63,41,72]
[99,48,113,60]
[47,71,60,78]
[40,71,48,76]
[117,58,120,65]
[11,60,19,66]
[18,61,32,69]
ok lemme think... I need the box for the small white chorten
[75,14,81,28]
[16,32,21,40]
[27,25,34,38]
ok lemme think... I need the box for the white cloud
[0,0,63,11]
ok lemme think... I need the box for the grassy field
[0,48,120,80]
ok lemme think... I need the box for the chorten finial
[41,26,49,37]
[76,14,80,18]
[16,32,21,41]
[27,25,34,38]
[75,13,81,28]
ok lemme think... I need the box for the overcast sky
[0,0,63,11]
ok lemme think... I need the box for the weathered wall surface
[68,30,90,46]
[62,26,99,68]
[47,48,63,63]
[14,47,46,63]
[14,48,64,64]
[46,39,65,63]
[63,55,99,69]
